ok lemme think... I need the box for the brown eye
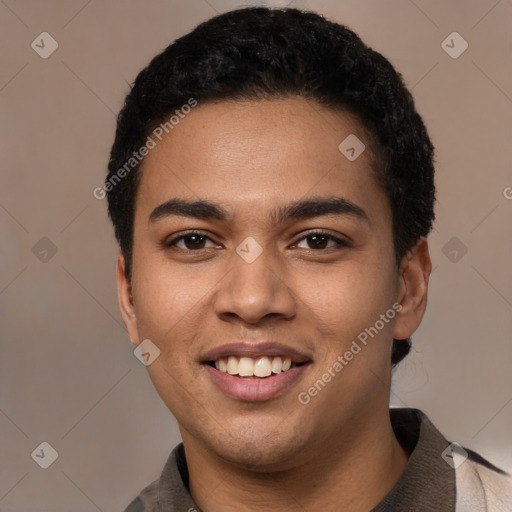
[177,234,208,250]
[295,231,350,250]
[164,231,218,251]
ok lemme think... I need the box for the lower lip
[203,363,310,402]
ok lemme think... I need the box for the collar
[134,408,456,511]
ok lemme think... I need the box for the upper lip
[201,342,313,364]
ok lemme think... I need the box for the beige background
[0,0,511,510]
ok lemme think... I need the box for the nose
[212,245,296,325]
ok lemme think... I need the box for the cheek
[134,259,212,325]
[297,259,396,343]
[131,259,219,382]
[133,266,213,414]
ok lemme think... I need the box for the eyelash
[162,230,351,252]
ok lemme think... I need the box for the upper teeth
[215,356,293,377]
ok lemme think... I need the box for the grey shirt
[124,408,506,511]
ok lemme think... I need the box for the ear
[116,254,140,345]
[393,237,432,340]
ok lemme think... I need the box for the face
[117,97,429,470]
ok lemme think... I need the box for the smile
[209,356,303,378]
[201,342,312,401]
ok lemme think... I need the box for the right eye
[163,231,220,251]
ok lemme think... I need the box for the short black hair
[106,7,435,366]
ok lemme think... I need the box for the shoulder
[455,449,512,511]
[123,479,159,512]
[388,408,512,511]
[122,443,198,512]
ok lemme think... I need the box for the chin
[221,442,302,471]
[204,423,310,471]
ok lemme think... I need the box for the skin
[117,97,432,511]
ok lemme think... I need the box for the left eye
[294,232,348,250]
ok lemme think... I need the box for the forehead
[135,97,388,226]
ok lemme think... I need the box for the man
[104,7,512,511]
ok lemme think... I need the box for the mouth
[206,356,306,378]
[201,343,312,401]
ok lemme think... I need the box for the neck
[182,407,409,512]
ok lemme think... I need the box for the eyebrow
[148,196,370,226]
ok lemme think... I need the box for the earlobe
[393,237,432,340]
[116,254,140,345]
